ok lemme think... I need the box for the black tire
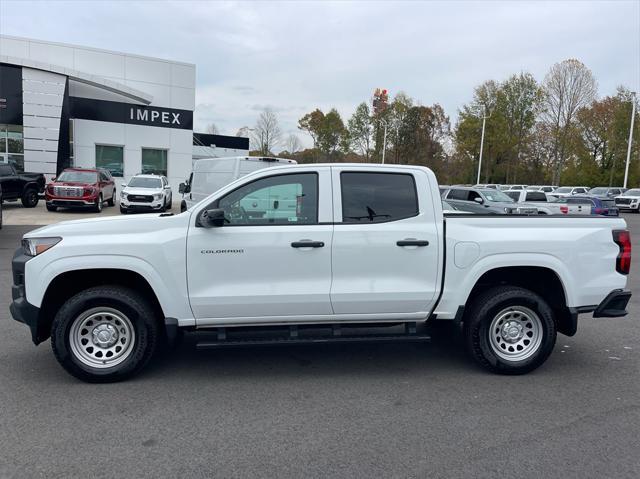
[120,206,127,214]
[94,194,103,213]
[107,190,115,207]
[46,204,58,212]
[21,188,39,208]
[464,286,557,375]
[165,196,172,211]
[160,197,167,213]
[0,201,3,229]
[51,286,160,383]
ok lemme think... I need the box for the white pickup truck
[10,164,632,382]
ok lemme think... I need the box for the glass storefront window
[0,124,23,172]
[96,145,124,177]
[8,154,24,173]
[7,125,23,153]
[141,148,168,176]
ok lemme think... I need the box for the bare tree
[205,123,219,134]
[542,59,598,184]
[253,108,282,155]
[285,134,302,154]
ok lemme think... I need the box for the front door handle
[397,239,429,247]
[291,240,325,248]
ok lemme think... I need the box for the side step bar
[196,322,430,350]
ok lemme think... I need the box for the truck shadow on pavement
[144,322,474,381]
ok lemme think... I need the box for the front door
[330,168,441,315]
[187,169,334,321]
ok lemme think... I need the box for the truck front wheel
[51,286,159,383]
[464,286,556,375]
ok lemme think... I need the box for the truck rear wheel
[464,286,556,375]
[51,286,159,383]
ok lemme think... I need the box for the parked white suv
[615,188,640,213]
[120,174,172,214]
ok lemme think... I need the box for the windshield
[57,171,97,183]
[625,189,640,195]
[128,177,162,188]
[483,190,514,202]
[589,188,608,194]
[555,187,572,193]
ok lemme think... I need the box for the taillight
[593,207,604,215]
[613,229,631,275]
[560,205,568,214]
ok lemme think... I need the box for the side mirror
[121,183,127,188]
[178,183,185,194]
[473,197,484,204]
[52,177,56,182]
[199,208,225,228]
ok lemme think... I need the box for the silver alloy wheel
[97,195,103,211]
[488,306,543,362]
[69,307,135,369]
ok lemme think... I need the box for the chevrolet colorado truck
[10,164,632,382]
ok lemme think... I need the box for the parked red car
[45,168,116,212]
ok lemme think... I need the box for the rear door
[330,167,440,315]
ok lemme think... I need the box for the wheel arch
[463,265,576,336]
[38,269,166,344]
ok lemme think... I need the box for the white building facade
[0,35,248,191]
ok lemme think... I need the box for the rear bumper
[593,289,631,318]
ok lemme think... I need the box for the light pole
[623,92,637,189]
[476,107,490,185]
[380,119,388,164]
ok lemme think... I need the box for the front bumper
[9,248,45,344]
[120,199,164,211]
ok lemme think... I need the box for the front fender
[25,254,194,325]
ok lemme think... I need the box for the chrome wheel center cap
[92,324,118,348]
[501,321,524,343]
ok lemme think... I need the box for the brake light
[560,205,568,214]
[593,207,604,215]
[613,230,631,275]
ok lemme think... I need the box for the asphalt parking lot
[1,213,639,478]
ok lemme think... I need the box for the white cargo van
[179,156,296,212]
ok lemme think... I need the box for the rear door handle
[397,239,429,247]
[291,240,325,248]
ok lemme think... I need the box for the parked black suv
[0,163,46,208]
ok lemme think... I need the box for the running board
[195,322,430,350]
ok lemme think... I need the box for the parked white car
[120,174,172,214]
[180,156,297,212]
[526,185,557,193]
[615,188,640,213]
[503,190,562,214]
[10,164,631,382]
[549,186,589,199]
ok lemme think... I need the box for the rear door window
[525,192,547,202]
[447,189,469,201]
[341,172,418,223]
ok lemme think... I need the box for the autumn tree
[542,59,598,184]
[253,108,282,155]
[347,102,373,160]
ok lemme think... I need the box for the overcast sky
[1,0,639,147]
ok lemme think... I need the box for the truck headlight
[120,190,126,198]
[154,193,163,200]
[22,237,62,256]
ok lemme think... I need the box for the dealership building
[0,35,249,191]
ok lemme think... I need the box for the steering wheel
[228,204,249,222]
